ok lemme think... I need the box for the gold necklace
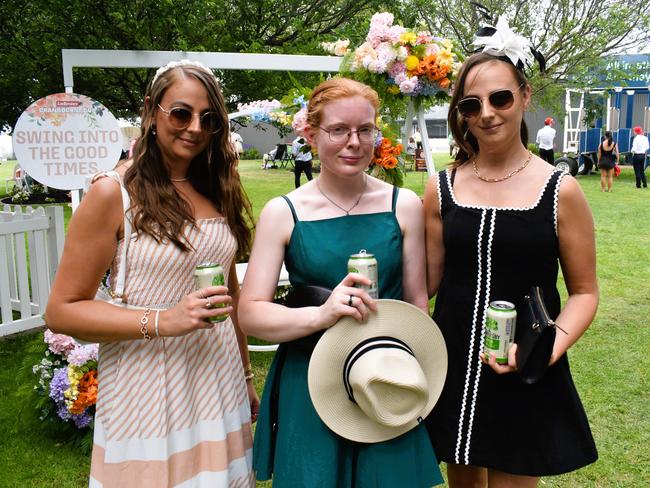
[473,151,532,183]
[316,175,368,216]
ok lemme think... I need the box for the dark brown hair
[448,53,529,167]
[126,64,253,260]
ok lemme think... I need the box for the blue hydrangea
[49,367,69,403]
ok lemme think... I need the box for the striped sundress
[89,181,254,487]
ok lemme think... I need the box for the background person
[598,131,618,192]
[238,77,443,488]
[536,117,556,165]
[631,126,648,188]
[291,135,313,188]
[423,19,598,488]
[45,60,258,487]
[230,127,244,159]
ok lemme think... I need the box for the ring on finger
[348,295,353,307]
[205,298,211,308]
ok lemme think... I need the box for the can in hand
[484,301,517,365]
[348,249,378,299]
[194,262,228,323]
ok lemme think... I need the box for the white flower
[152,59,214,84]
[472,17,533,68]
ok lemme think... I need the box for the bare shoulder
[396,186,423,209]
[557,173,585,203]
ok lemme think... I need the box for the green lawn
[1,159,649,487]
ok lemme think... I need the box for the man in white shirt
[292,137,313,188]
[631,126,649,188]
[536,117,556,166]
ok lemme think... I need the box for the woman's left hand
[480,343,518,374]
[247,381,260,423]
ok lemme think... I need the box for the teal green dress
[253,188,443,487]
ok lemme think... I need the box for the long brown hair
[126,64,253,260]
[448,53,529,167]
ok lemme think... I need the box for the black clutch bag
[515,286,567,384]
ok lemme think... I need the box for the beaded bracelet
[140,308,152,340]
[244,372,255,381]
[244,363,254,381]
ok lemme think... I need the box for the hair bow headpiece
[472,16,545,73]
[152,59,215,85]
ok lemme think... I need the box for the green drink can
[348,249,378,299]
[484,301,517,364]
[194,262,228,323]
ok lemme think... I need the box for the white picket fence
[0,204,65,336]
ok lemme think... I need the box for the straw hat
[308,299,447,443]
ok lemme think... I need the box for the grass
[1,159,649,487]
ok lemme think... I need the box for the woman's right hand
[314,273,378,330]
[158,286,233,337]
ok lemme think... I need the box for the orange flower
[70,370,98,414]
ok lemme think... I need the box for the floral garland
[29,330,98,444]
[236,99,295,139]
[323,12,461,113]
[368,123,405,187]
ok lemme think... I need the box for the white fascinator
[152,59,215,84]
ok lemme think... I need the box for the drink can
[348,249,378,299]
[483,300,517,365]
[193,262,228,323]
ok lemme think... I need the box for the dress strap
[281,195,299,223]
[437,170,454,216]
[391,186,400,214]
[88,170,132,302]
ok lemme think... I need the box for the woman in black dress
[598,131,618,192]
[423,20,598,488]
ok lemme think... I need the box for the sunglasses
[457,84,525,118]
[157,104,222,134]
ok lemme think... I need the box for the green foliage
[241,147,261,160]
[0,0,386,130]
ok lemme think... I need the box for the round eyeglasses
[157,104,222,134]
[318,126,378,144]
[457,84,525,118]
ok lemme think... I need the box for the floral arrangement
[368,122,405,187]
[25,329,98,450]
[236,99,294,139]
[323,12,460,112]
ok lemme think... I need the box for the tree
[403,0,650,113]
[0,0,383,131]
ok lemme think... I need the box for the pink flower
[44,329,76,357]
[292,108,309,137]
[399,76,419,94]
[67,343,99,366]
[388,61,406,78]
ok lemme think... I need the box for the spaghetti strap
[391,186,400,214]
[281,195,299,223]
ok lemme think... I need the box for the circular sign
[12,93,123,190]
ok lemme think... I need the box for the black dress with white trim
[425,169,597,476]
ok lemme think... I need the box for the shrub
[242,147,261,160]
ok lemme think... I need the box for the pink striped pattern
[90,218,253,487]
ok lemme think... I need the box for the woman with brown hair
[423,18,598,488]
[597,131,618,192]
[46,60,258,487]
[238,77,442,487]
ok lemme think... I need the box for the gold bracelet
[140,308,152,341]
[244,372,254,381]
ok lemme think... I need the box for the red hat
[633,126,643,135]
[544,117,553,125]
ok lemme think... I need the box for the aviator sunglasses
[157,104,222,134]
[457,84,525,118]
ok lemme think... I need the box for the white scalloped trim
[455,208,487,464]
[464,209,496,464]
[435,171,443,219]
[554,170,568,235]
[445,169,560,211]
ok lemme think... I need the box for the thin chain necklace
[473,150,532,183]
[170,176,189,182]
[316,175,368,216]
